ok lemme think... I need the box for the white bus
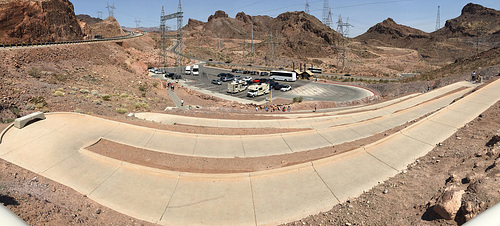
[270,71,297,82]
[192,65,199,75]
[307,67,322,74]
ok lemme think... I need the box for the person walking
[287,106,291,112]
[471,71,476,82]
[314,104,317,112]
[181,99,184,106]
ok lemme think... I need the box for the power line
[96,11,103,20]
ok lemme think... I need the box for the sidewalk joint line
[143,129,157,148]
[159,174,181,222]
[363,147,400,172]
[281,134,294,154]
[249,174,258,226]
[311,162,340,203]
[88,161,123,196]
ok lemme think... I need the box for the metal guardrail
[0,33,143,49]
[0,205,29,226]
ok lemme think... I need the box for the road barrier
[0,33,143,49]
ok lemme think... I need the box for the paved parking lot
[160,64,374,102]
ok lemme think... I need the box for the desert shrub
[53,73,69,82]
[29,68,40,78]
[139,84,148,92]
[80,89,90,94]
[292,96,303,103]
[102,94,111,101]
[52,91,64,97]
[120,93,128,98]
[153,82,159,88]
[116,108,128,114]
[24,104,36,111]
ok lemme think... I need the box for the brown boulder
[433,188,465,220]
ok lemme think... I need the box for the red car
[252,79,261,83]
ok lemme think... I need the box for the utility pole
[159,6,166,68]
[106,2,115,18]
[305,0,310,14]
[97,11,103,20]
[435,6,441,31]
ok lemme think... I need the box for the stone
[95,209,101,214]
[486,135,500,147]
[433,188,465,220]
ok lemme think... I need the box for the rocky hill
[184,10,342,59]
[433,3,500,38]
[86,17,126,38]
[0,0,83,44]
[76,14,102,25]
[355,18,430,48]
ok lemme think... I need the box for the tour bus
[307,67,322,74]
[269,71,297,82]
[192,65,200,75]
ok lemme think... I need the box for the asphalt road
[158,64,374,103]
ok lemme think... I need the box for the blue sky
[72,0,500,37]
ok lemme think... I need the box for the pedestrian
[314,104,317,112]
[282,107,286,112]
[477,74,482,83]
[255,107,258,112]
[181,99,184,106]
[471,71,476,82]
[265,107,268,112]
[172,86,175,91]
[287,106,291,112]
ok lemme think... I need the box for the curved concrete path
[1,79,499,225]
[135,81,476,129]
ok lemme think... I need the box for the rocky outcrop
[433,3,500,38]
[356,18,430,47]
[0,0,83,44]
[88,16,125,38]
[208,10,228,21]
[433,188,465,220]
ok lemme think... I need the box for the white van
[185,66,191,75]
[192,65,200,76]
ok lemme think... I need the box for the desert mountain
[355,18,430,47]
[184,10,342,58]
[0,0,83,44]
[433,3,500,38]
[78,16,126,39]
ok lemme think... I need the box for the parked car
[234,75,242,80]
[344,73,351,76]
[270,82,279,88]
[217,73,227,77]
[243,70,250,74]
[278,67,284,70]
[280,85,292,92]
[164,72,175,78]
[252,79,261,83]
[260,72,269,76]
[243,76,253,81]
[221,76,234,82]
[274,84,285,90]
[212,79,222,85]
[231,69,238,73]
[225,61,231,64]
[250,71,259,75]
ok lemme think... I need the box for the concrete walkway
[1,80,498,225]
[167,89,188,111]
[137,81,475,130]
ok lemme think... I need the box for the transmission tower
[134,18,141,29]
[97,11,103,20]
[435,6,441,31]
[336,15,353,71]
[159,6,167,68]
[106,2,115,18]
[159,0,184,72]
[322,0,332,27]
[305,0,310,14]
[327,8,333,28]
